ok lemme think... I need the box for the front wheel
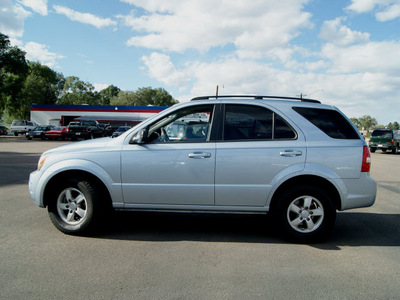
[274,185,336,243]
[47,178,102,235]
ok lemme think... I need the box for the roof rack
[191,95,321,104]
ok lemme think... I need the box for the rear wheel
[274,185,336,243]
[47,178,103,235]
[370,147,376,153]
[392,145,399,154]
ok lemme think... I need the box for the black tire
[370,147,376,153]
[14,132,18,136]
[47,178,102,235]
[392,145,399,154]
[274,185,336,243]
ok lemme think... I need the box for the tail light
[361,146,371,172]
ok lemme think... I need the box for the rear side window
[223,104,296,141]
[293,107,359,139]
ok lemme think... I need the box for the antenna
[216,85,224,99]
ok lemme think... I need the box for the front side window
[147,105,214,143]
[223,105,296,141]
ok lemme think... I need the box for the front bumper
[29,170,44,207]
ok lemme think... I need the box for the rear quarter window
[293,107,359,139]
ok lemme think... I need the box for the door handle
[280,150,302,157]
[188,152,212,159]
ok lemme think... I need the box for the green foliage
[350,115,378,130]
[110,87,178,106]
[387,122,399,130]
[99,85,120,105]
[0,33,29,116]
[58,76,100,105]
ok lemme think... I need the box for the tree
[58,76,100,105]
[133,87,178,106]
[110,87,178,107]
[99,85,120,105]
[350,118,361,129]
[357,115,378,130]
[0,33,29,116]
[387,122,399,130]
[110,90,135,106]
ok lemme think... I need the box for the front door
[121,104,216,207]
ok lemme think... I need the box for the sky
[1,0,399,124]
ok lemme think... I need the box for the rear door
[215,104,306,207]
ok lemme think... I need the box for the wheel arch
[43,170,112,210]
[269,175,342,213]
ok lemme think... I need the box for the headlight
[38,155,47,170]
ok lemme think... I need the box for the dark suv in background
[369,129,399,154]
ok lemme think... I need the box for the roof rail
[191,95,321,103]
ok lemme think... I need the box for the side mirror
[131,128,148,144]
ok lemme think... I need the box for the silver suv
[29,96,376,242]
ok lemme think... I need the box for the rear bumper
[340,174,376,210]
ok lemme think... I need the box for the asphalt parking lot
[1,135,399,299]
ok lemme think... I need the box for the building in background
[30,104,168,128]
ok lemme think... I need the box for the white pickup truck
[11,120,36,136]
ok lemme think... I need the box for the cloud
[19,0,48,16]
[21,41,65,68]
[319,17,370,46]
[119,0,312,54]
[53,5,117,29]
[0,0,31,37]
[141,52,191,87]
[321,41,400,75]
[93,83,109,92]
[376,2,400,21]
[346,0,400,21]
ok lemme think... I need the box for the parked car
[29,95,376,243]
[99,124,114,137]
[25,125,54,140]
[44,126,68,140]
[369,129,399,154]
[0,125,8,135]
[66,120,105,140]
[111,126,131,138]
[11,120,36,136]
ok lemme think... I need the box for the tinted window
[223,105,296,141]
[293,107,359,139]
[371,130,392,138]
